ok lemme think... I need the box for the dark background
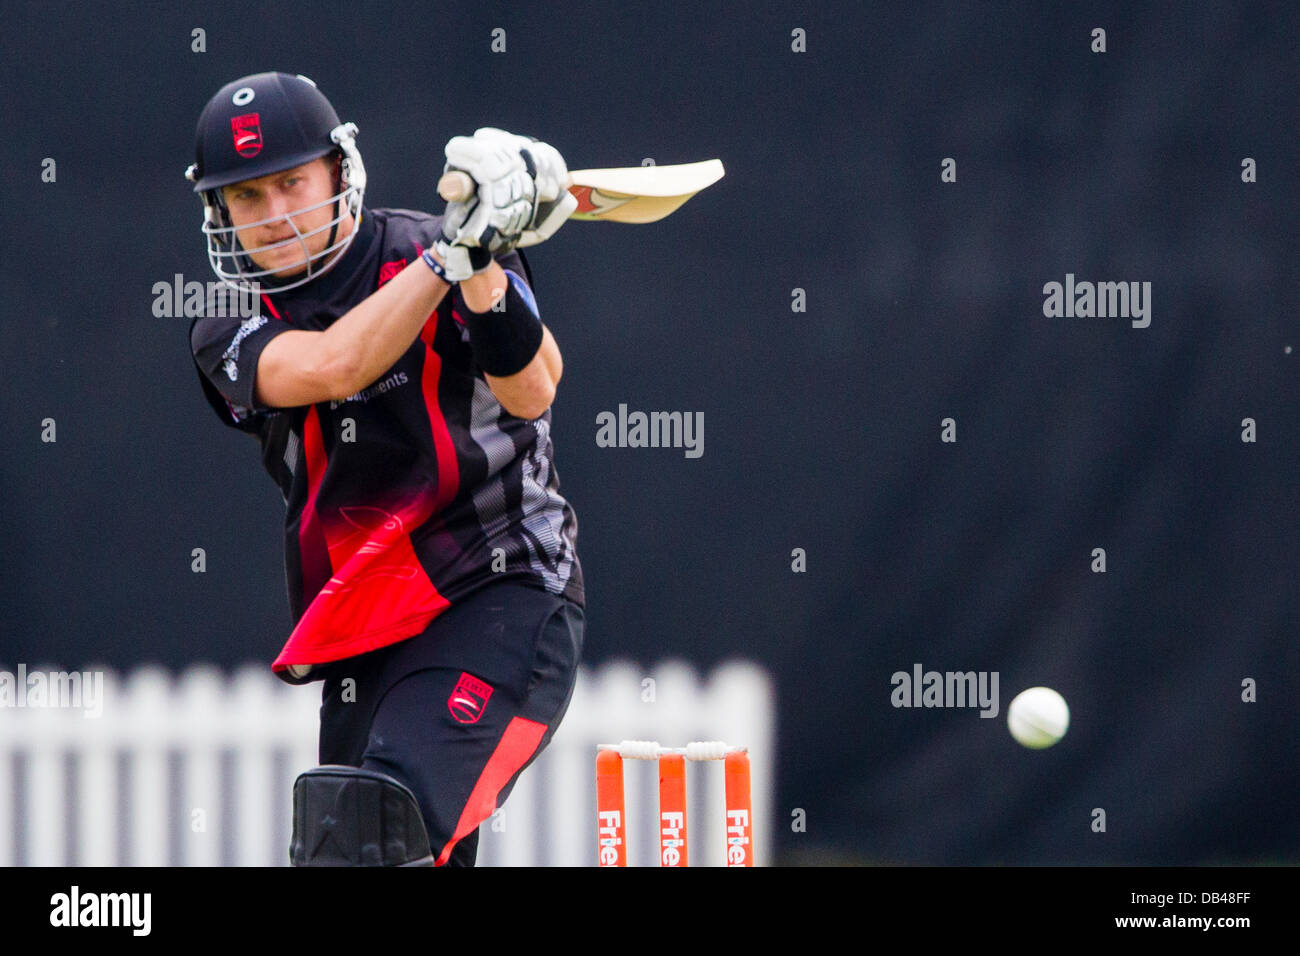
[0,0,1295,864]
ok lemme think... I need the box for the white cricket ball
[1007,686,1070,749]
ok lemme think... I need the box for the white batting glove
[442,129,536,253]
[511,137,578,248]
[443,128,577,250]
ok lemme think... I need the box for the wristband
[421,247,452,283]
[461,270,544,377]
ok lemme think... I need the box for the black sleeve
[189,307,293,431]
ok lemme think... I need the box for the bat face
[568,159,725,198]
[568,185,705,224]
[564,160,725,223]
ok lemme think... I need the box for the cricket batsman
[185,72,585,866]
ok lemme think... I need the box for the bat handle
[437,170,574,203]
[437,170,476,202]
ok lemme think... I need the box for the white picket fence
[0,660,774,867]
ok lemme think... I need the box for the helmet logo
[230,113,263,158]
[232,87,255,106]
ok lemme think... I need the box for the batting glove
[442,129,536,253]
[442,128,578,251]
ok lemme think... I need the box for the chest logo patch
[220,314,268,382]
[378,258,407,287]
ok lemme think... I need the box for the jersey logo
[377,258,407,287]
[220,314,268,382]
[231,113,263,158]
[448,672,494,725]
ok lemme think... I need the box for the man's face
[221,157,351,277]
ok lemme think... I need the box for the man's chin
[248,255,310,280]
[249,245,342,281]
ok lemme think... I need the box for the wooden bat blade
[567,187,700,223]
[436,159,724,225]
[568,159,724,197]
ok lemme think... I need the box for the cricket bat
[437,159,724,224]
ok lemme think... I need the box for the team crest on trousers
[448,672,493,724]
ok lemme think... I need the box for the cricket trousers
[315,580,584,866]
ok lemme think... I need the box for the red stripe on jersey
[435,716,548,866]
[296,406,334,612]
[259,292,284,320]
[420,312,461,510]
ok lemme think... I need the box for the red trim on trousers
[435,716,548,866]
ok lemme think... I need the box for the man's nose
[263,190,296,222]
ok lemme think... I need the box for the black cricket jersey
[189,208,584,682]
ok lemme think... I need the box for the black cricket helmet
[185,72,366,292]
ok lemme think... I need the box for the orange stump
[596,749,627,867]
[657,753,688,867]
[724,751,753,866]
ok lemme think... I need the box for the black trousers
[315,581,584,866]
